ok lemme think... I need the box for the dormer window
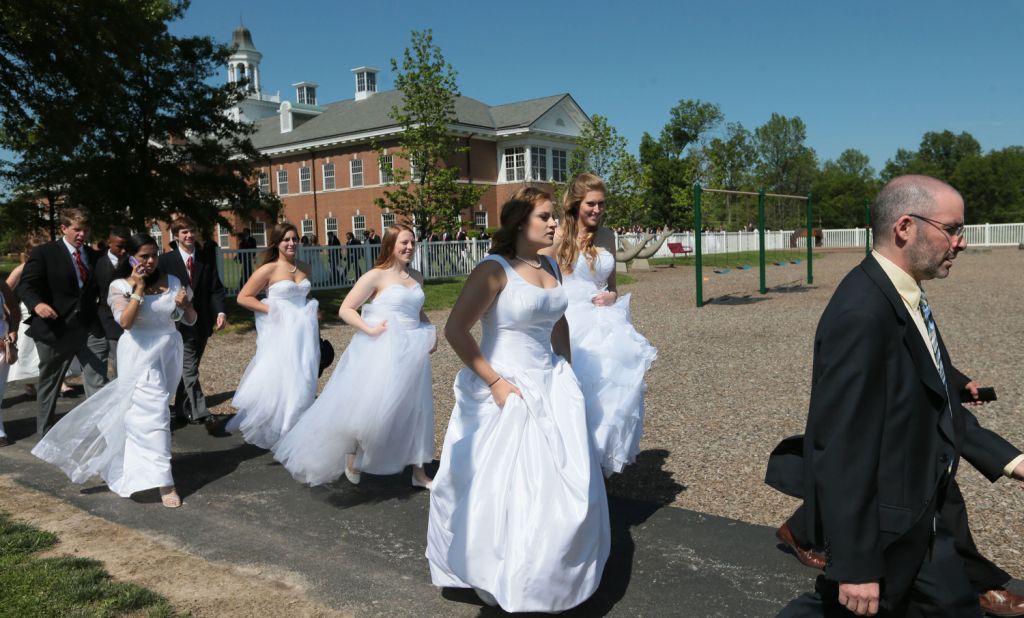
[351,67,380,101]
[293,81,319,106]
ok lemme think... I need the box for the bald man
[770,176,1024,616]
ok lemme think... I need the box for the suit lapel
[57,242,82,291]
[190,255,204,285]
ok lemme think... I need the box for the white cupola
[351,67,379,101]
[228,24,262,95]
[292,81,319,106]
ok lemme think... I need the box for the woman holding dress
[273,223,436,489]
[0,278,21,446]
[226,223,320,448]
[426,188,610,613]
[5,237,49,395]
[545,172,657,476]
[32,233,196,508]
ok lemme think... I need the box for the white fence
[218,240,491,295]
[822,223,1024,249]
[617,231,797,258]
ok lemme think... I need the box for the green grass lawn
[0,511,177,617]
[649,250,823,268]
[1,256,20,280]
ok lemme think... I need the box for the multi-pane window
[357,71,376,93]
[531,147,548,181]
[301,219,314,240]
[324,217,338,243]
[381,212,396,230]
[322,162,335,190]
[504,146,525,181]
[352,215,366,239]
[217,224,230,248]
[350,159,363,187]
[299,166,311,193]
[149,224,163,250]
[258,172,270,194]
[379,154,394,184]
[409,157,419,182]
[552,149,568,182]
[251,221,267,247]
[474,211,488,229]
[276,169,289,194]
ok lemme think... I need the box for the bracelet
[487,376,502,387]
[129,293,144,305]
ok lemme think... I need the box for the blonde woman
[274,223,436,489]
[546,172,656,477]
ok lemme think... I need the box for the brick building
[211,25,590,248]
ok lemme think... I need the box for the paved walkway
[0,387,853,616]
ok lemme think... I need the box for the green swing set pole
[864,197,871,256]
[694,183,703,308]
[806,192,814,285]
[758,188,766,294]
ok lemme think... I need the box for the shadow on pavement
[172,443,267,499]
[315,461,440,509]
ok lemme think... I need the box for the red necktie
[186,256,194,283]
[73,249,88,286]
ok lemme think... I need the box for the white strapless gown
[227,279,319,449]
[427,255,610,613]
[7,301,40,382]
[273,283,435,483]
[32,276,186,497]
[563,249,657,476]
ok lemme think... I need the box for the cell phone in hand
[960,387,997,403]
[129,256,140,269]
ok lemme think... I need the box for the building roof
[250,90,575,151]
[232,26,258,53]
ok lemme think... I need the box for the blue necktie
[919,292,946,388]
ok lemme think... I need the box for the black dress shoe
[0,436,11,447]
[205,415,231,437]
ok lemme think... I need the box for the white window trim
[530,146,548,181]
[503,146,525,183]
[276,169,289,195]
[474,211,488,229]
[258,172,270,194]
[251,221,268,247]
[381,212,396,230]
[299,166,312,193]
[379,154,394,184]
[300,219,314,239]
[352,214,367,238]
[350,159,364,187]
[322,162,336,190]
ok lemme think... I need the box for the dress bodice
[362,283,425,328]
[108,276,182,335]
[266,279,311,307]
[479,255,568,369]
[562,250,614,304]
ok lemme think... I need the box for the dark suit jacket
[158,249,226,339]
[15,240,99,343]
[93,252,125,340]
[781,256,1019,606]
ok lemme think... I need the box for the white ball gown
[563,249,657,476]
[273,282,435,484]
[7,302,40,382]
[227,279,320,449]
[426,255,610,613]
[0,291,10,438]
[31,276,188,497]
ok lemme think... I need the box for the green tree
[754,113,819,195]
[374,30,485,239]
[813,149,879,228]
[881,130,981,182]
[566,114,648,228]
[703,123,757,229]
[0,0,274,239]
[952,146,1024,224]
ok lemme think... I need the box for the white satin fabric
[563,249,657,476]
[273,282,435,483]
[227,279,320,449]
[31,276,186,497]
[0,292,9,437]
[427,255,610,613]
[7,302,40,382]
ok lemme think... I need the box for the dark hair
[108,226,131,241]
[113,233,160,286]
[170,216,197,236]
[263,222,299,265]
[488,189,552,258]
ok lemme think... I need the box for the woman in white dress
[546,172,657,476]
[427,188,610,613]
[32,233,196,508]
[5,237,48,393]
[227,223,320,448]
[273,223,436,489]
[0,279,21,446]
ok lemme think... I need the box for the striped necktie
[919,291,946,388]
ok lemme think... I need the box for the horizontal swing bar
[699,187,808,201]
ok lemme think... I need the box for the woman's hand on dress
[367,320,387,336]
[490,378,522,409]
[174,288,190,308]
[591,291,617,306]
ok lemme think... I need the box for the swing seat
[790,259,801,264]
[737,264,752,270]
[773,261,786,266]
[713,267,731,274]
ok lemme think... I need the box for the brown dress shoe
[979,588,1024,617]
[776,522,826,570]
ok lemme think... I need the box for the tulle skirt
[228,298,320,449]
[273,317,435,484]
[565,292,657,476]
[8,303,40,382]
[426,358,610,613]
[31,329,183,497]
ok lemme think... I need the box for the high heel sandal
[411,475,432,490]
[159,487,182,508]
[344,467,361,485]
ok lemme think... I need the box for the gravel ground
[199,247,1024,579]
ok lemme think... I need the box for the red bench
[667,242,693,267]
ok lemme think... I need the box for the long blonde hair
[556,172,607,274]
[373,223,416,270]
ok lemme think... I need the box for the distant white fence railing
[617,231,797,258]
[217,240,491,295]
[821,223,1024,249]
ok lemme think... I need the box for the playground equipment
[694,184,813,307]
[615,228,675,271]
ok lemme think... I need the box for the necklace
[283,260,297,273]
[514,256,542,269]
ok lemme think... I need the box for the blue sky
[173,1,1019,172]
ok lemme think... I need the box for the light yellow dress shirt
[871,251,1024,478]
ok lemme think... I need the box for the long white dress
[7,301,40,382]
[426,255,610,614]
[227,279,320,449]
[31,276,187,497]
[563,249,657,476]
[0,291,9,438]
[273,282,435,483]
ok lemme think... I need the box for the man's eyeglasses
[907,214,966,239]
